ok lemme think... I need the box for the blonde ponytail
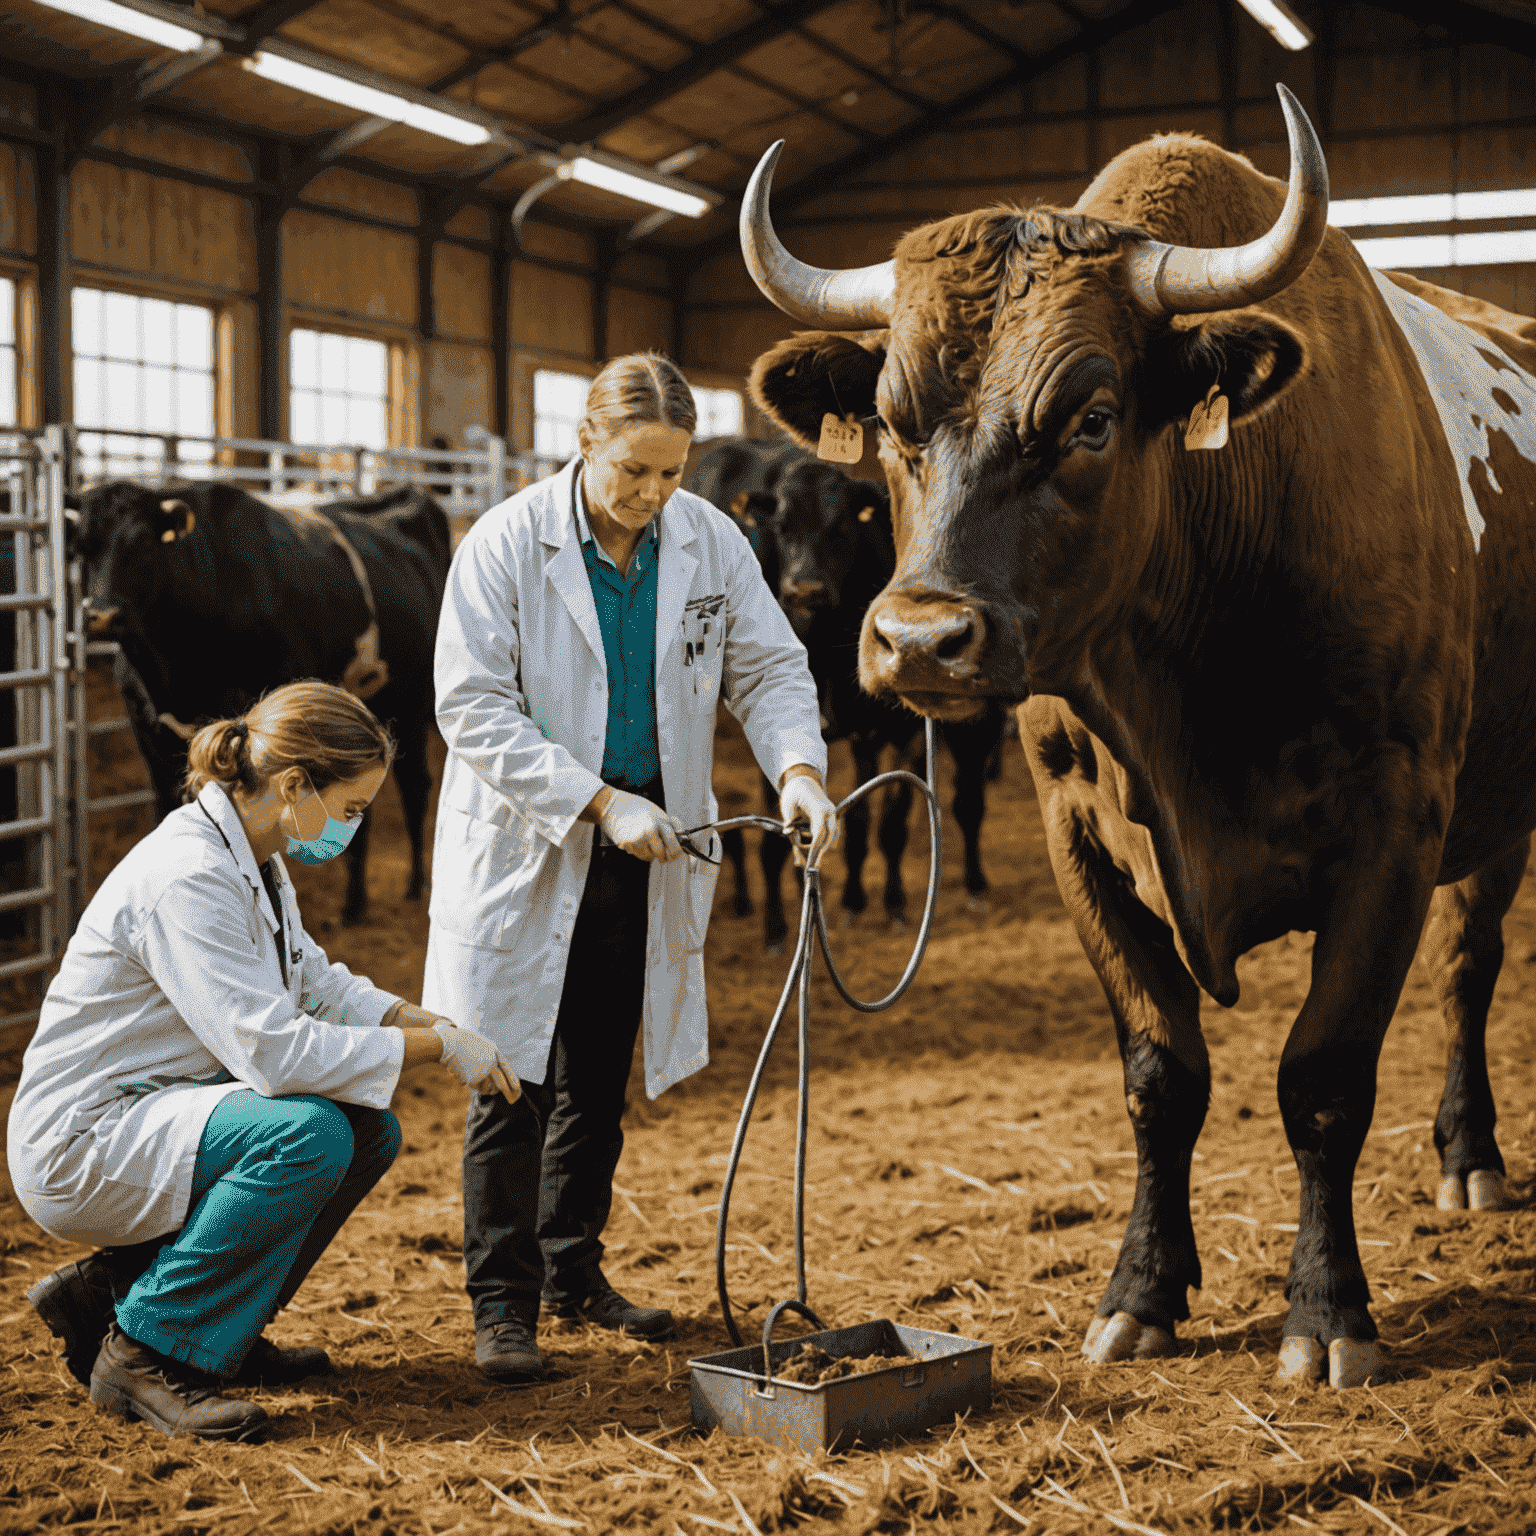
[186,717,257,797]
[182,681,394,802]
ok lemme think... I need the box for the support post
[35,91,70,426]
[1218,0,1238,149]
[491,216,512,441]
[592,234,617,365]
[255,142,288,443]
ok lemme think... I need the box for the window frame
[286,323,403,452]
[68,281,221,478]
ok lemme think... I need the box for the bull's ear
[1144,316,1306,435]
[749,331,887,449]
[157,498,195,543]
[728,490,776,528]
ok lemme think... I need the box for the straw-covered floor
[1,676,1532,1534]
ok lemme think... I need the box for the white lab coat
[8,784,403,1248]
[422,459,825,1098]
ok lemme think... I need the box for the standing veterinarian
[425,352,834,1383]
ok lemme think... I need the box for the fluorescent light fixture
[244,51,491,146]
[558,156,711,218]
[1354,230,1536,268]
[1235,0,1313,50]
[33,0,205,52]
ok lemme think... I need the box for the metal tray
[689,1318,992,1452]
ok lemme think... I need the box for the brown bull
[739,85,1536,1388]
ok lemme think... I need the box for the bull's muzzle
[862,591,988,713]
[86,605,119,634]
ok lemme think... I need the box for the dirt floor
[1,659,1533,1534]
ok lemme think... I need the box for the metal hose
[704,719,943,1346]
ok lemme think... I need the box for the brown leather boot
[28,1257,116,1388]
[89,1324,269,1441]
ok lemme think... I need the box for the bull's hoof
[839,910,857,931]
[888,914,910,932]
[1276,1335,1383,1388]
[965,894,990,914]
[1437,1170,1505,1211]
[765,941,783,958]
[1082,1312,1175,1363]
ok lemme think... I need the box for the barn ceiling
[2,0,1533,257]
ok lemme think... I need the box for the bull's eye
[1075,408,1115,450]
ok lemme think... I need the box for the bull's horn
[740,140,895,328]
[1126,83,1329,315]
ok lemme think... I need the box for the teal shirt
[577,479,661,789]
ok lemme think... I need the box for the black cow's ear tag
[1184,384,1229,451]
[817,413,863,464]
[857,505,875,523]
[160,528,177,544]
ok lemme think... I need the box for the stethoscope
[197,798,303,987]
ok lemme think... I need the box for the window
[691,385,743,440]
[72,288,215,477]
[0,277,15,427]
[1332,189,1536,269]
[533,368,590,459]
[289,329,390,448]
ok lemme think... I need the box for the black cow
[688,438,1004,948]
[70,481,450,923]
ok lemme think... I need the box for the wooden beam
[228,0,328,47]
[680,0,1183,273]
[63,40,225,170]
[428,2,615,94]
[553,0,844,144]
[279,116,393,202]
[1370,0,1536,57]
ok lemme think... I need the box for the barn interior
[2,1,1536,1532]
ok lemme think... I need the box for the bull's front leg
[1030,771,1210,1360]
[1275,820,1444,1389]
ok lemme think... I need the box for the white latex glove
[779,772,839,867]
[599,789,685,862]
[433,1021,520,1104]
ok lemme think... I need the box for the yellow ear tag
[817,413,863,464]
[1184,384,1229,451]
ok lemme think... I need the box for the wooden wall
[0,85,677,448]
[682,1,1536,385]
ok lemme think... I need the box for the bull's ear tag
[817,413,863,464]
[1184,384,1229,451]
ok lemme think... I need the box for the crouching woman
[7,681,518,1442]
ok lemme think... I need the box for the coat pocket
[428,805,533,949]
[682,851,722,952]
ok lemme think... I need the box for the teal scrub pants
[113,1090,401,1377]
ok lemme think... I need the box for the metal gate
[0,425,76,1031]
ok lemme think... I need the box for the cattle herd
[57,85,1536,1394]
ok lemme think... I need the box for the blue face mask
[284,787,364,866]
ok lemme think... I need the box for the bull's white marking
[1371,269,1536,553]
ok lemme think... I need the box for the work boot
[226,1335,335,1388]
[90,1324,269,1441]
[552,1282,674,1341]
[475,1317,546,1384]
[28,1257,117,1388]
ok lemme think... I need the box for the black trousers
[461,838,651,1328]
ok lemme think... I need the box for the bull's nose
[869,597,984,678]
[86,605,119,633]
[781,579,825,601]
